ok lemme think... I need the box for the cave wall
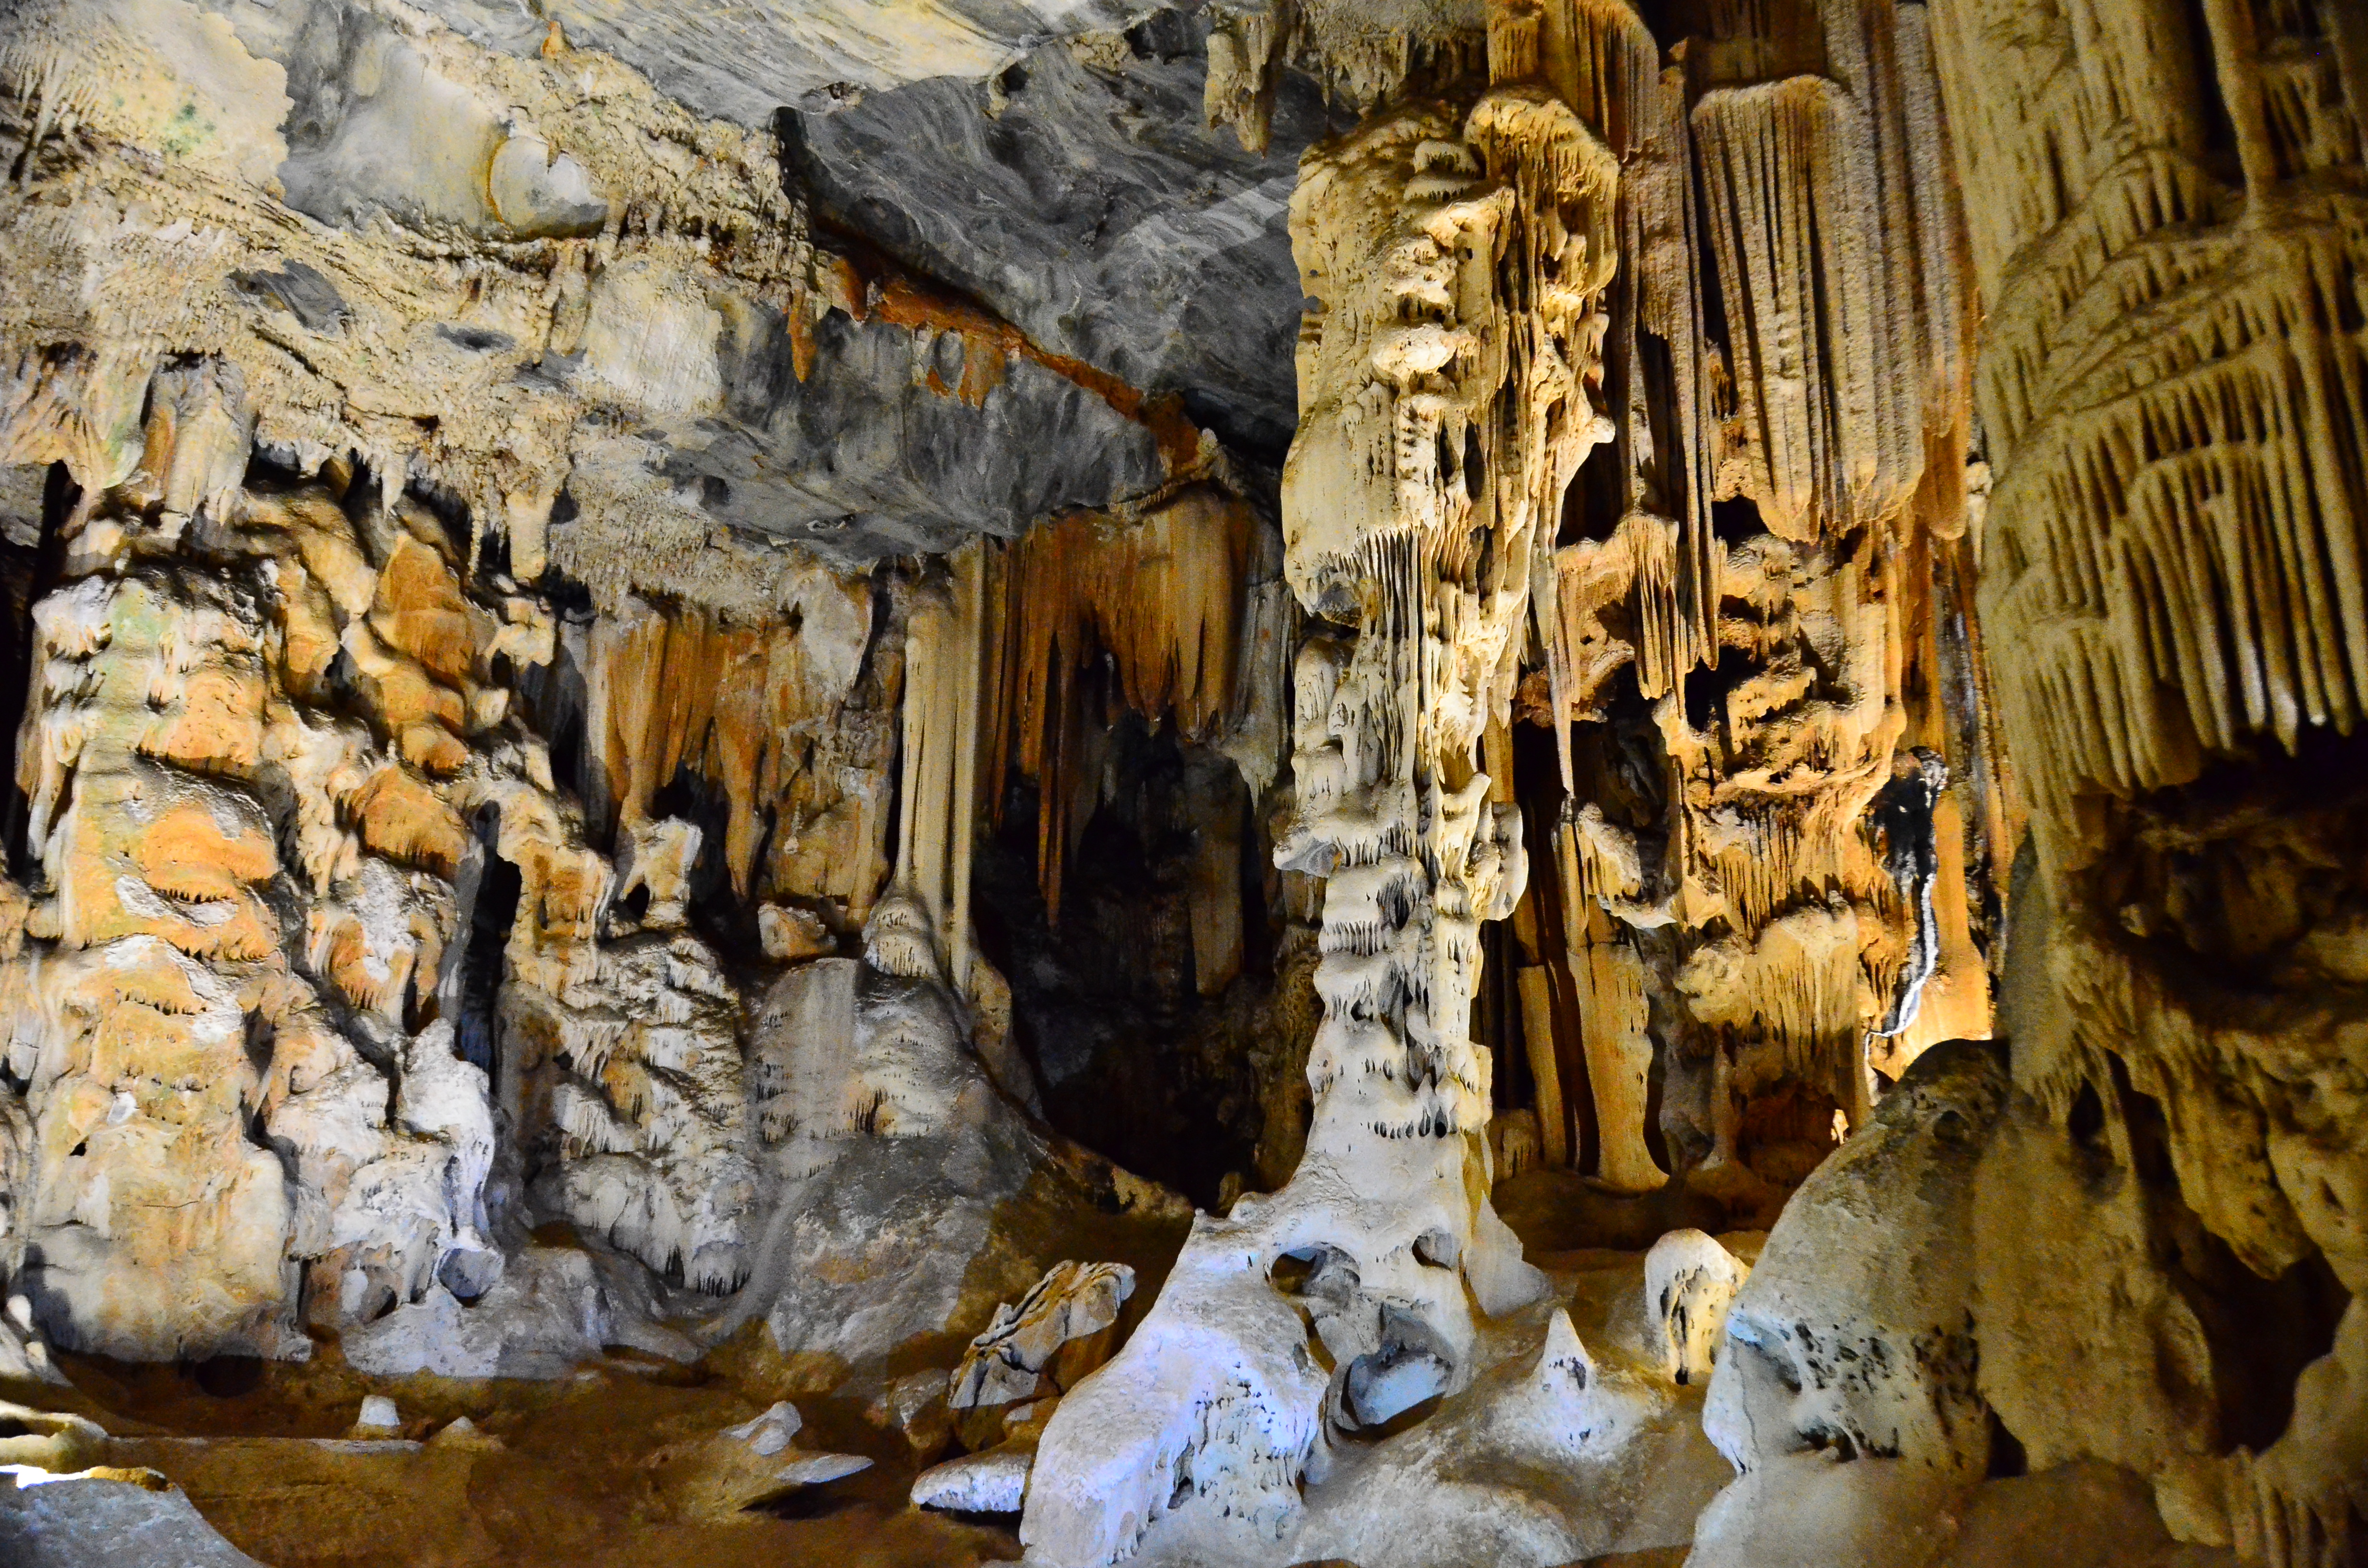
[1681,5,2368,1567]
[1939,0,2368,1553]
[0,0,1244,1362]
[0,0,2360,1562]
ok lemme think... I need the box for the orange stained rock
[349,766,469,879]
[864,274,1204,472]
[370,533,489,688]
[130,797,279,897]
[271,563,345,698]
[48,781,280,963]
[139,658,270,777]
[343,624,469,744]
[589,571,886,906]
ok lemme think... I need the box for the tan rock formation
[1689,6,2368,1566]
[0,458,535,1356]
[1024,17,1625,1561]
[1931,0,2368,1560]
[1501,0,1999,1214]
[950,1260,1136,1410]
[720,893,1190,1391]
[586,574,890,914]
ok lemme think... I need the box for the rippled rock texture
[0,0,2361,1566]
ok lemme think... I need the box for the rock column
[1020,13,1626,1562]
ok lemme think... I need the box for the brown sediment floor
[7,1343,1023,1568]
[0,1137,1201,1567]
[0,1201,1706,1567]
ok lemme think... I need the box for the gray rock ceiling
[178,0,1342,554]
[414,0,1336,461]
[786,15,1353,457]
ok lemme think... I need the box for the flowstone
[713,897,1188,1390]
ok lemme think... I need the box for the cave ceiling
[782,11,1352,458]
[1,0,2365,1563]
[155,0,1339,566]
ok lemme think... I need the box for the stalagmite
[1513,964,1569,1169]
[0,0,2359,1562]
[1023,13,1625,1559]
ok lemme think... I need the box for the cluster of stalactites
[1936,0,2368,872]
[0,0,814,604]
[870,482,1274,992]
[1483,0,1997,1185]
[1914,7,2368,1561]
[1202,0,1496,158]
[995,485,1262,922]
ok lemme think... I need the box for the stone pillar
[1020,16,1626,1562]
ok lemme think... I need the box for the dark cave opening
[455,810,522,1076]
[966,716,1290,1211]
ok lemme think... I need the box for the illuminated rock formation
[719,891,1189,1390]
[1689,3,2368,1566]
[1504,0,1999,1217]
[1022,19,1625,1561]
[0,0,2359,1565]
[1936,0,2368,1557]
[0,0,1204,1374]
[0,453,556,1356]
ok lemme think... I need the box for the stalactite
[1025,14,1626,1559]
[894,540,989,985]
[998,483,1261,922]
[1205,0,1296,155]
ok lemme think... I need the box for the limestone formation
[1676,7,2368,1565]
[912,1442,1035,1515]
[1283,1237,1746,1568]
[1506,0,2001,1215]
[1704,1041,2007,1486]
[1025,20,1623,1559]
[715,894,1190,1391]
[0,482,519,1359]
[950,1261,1135,1410]
[644,1398,873,1521]
[0,1465,270,1568]
[0,0,2358,1565]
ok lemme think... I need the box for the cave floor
[8,1343,1027,1568]
[0,1186,1735,1568]
[0,1221,2257,1568]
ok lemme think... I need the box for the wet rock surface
[0,0,2364,1564]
